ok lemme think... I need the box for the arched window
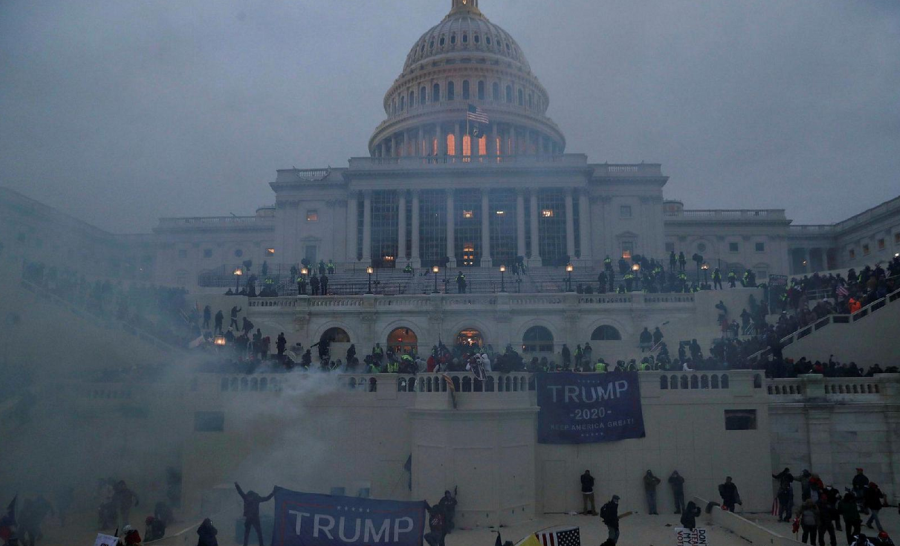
[462,33,468,43]
[660,376,668,390]
[420,86,427,105]
[523,326,554,352]
[478,81,485,100]
[517,88,524,106]
[486,36,492,46]
[448,81,455,101]
[492,82,500,101]
[433,83,440,102]
[591,325,622,341]
[320,327,350,344]
[446,133,456,155]
[462,80,470,100]
[506,85,513,103]
[474,34,480,44]
[451,34,457,45]
[440,35,446,47]
[711,375,720,389]
[690,375,699,389]
[388,327,418,354]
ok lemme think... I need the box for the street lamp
[499,264,506,292]
[565,263,574,292]
[214,335,226,346]
[432,265,440,293]
[632,262,641,291]
[701,263,710,286]
[366,266,374,294]
[233,268,243,292]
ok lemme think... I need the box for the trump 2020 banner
[271,487,427,546]
[536,371,645,444]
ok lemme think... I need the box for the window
[440,35,446,47]
[450,34,456,45]
[878,238,885,250]
[433,83,440,102]
[621,242,634,259]
[307,210,319,222]
[203,248,213,258]
[591,325,621,341]
[522,326,554,352]
[849,249,856,259]
[863,244,870,256]
[474,34,480,44]
[724,410,757,431]
[194,411,224,432]
[492,82,500,101]
[462,80,470,100]
[448,81,455,100]
[178,249,187,259]
[755,242,765,252]
[729,242,739,252]
[619,205,632,218]
[665,242,675,253]
[266,248,275,256]
[234,249,243,258]
[462,33,468,43]
[486,36,492,45]
[478,81,485,100]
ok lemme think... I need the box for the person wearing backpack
[600,495,621,545]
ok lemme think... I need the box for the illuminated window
[478,136,487,156]
[266,248,275,256]
[446,134,456,155]
[462,210,474,219]
[462,135,471,156]
[541,209,554,218]
[621,242,634,259]
[307,210,319,222]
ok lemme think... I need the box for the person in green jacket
[839,492,862,545]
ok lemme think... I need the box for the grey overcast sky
[1,0,899,233]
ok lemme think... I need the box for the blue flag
[536,371,645,444]
[271,487,426,546]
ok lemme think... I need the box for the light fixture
[701,263,709,271]
[542,209,554,218]
[495,210,505,216]
[266,248,275,255]
[301,267,308,276]
[366,266,374,275]
[462,210,474,219]
[499,265,506,272]
[214,336,226,346]
[233,268,243,276]
[632,263,640,272]
[566,264,574,273]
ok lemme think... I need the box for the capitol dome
[369,0,566,158]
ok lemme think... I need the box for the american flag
[467,104,489,124]
[836,285,849,297]
[537,527,580,546]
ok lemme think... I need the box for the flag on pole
[515,534,543,546]
[537,527,581,546]
[467,104,490,137]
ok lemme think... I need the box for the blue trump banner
[536,371,645,444]
[271,487,426,546]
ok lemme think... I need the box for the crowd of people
[21,261,197,349]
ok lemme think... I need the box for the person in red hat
[877,531,894,546]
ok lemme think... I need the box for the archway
[455,328,484,348]
[320,327,350,344]
[319,327,351,363]
[522,326,554,353]
[388,327,418,355]
[591,325,622,341]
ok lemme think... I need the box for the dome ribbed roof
[402,11,531,73]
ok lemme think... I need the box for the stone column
[516,190,526,259]
[438,124,445,156]
[417,127,423,157]
[398,191,407,264]
[453,123,460,157]
[481,190,492,267]
[347,193,359,262]
[565,188,576,260]
[579,189,592,262]
[362,190,372,263]
[411,191,421,268]
[510,126,517,156]
[530,191,541,265]
[491,124,498,158]
[446,190,456,267]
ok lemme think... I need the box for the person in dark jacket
[773,468,794,522]
[853,468,870,513]
[214,310,224,334]
[229,306,241,330]
[197,518,218,546]
[643,470,661,515]
[600,495,620,545]
[423,504,446,546]
[797,499,819,545]
[581,470,597,515]
[718,477,740,512]
[680,501,701,530]
[864,483,885,532]
[669,471,686,514]
[816,495,838,546]
[840,492,863,545]
[235,483,274,546]
[437,490,457,534]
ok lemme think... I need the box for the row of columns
[375,122,560,158]
[347,188,592,267]
[791,247,833,274]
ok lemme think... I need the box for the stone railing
[665,209,787,220]
[592,163,663,177]
[156,216,274,229]
[348,154,588,170]
[244,292,697,311]
[767,374,897,402]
